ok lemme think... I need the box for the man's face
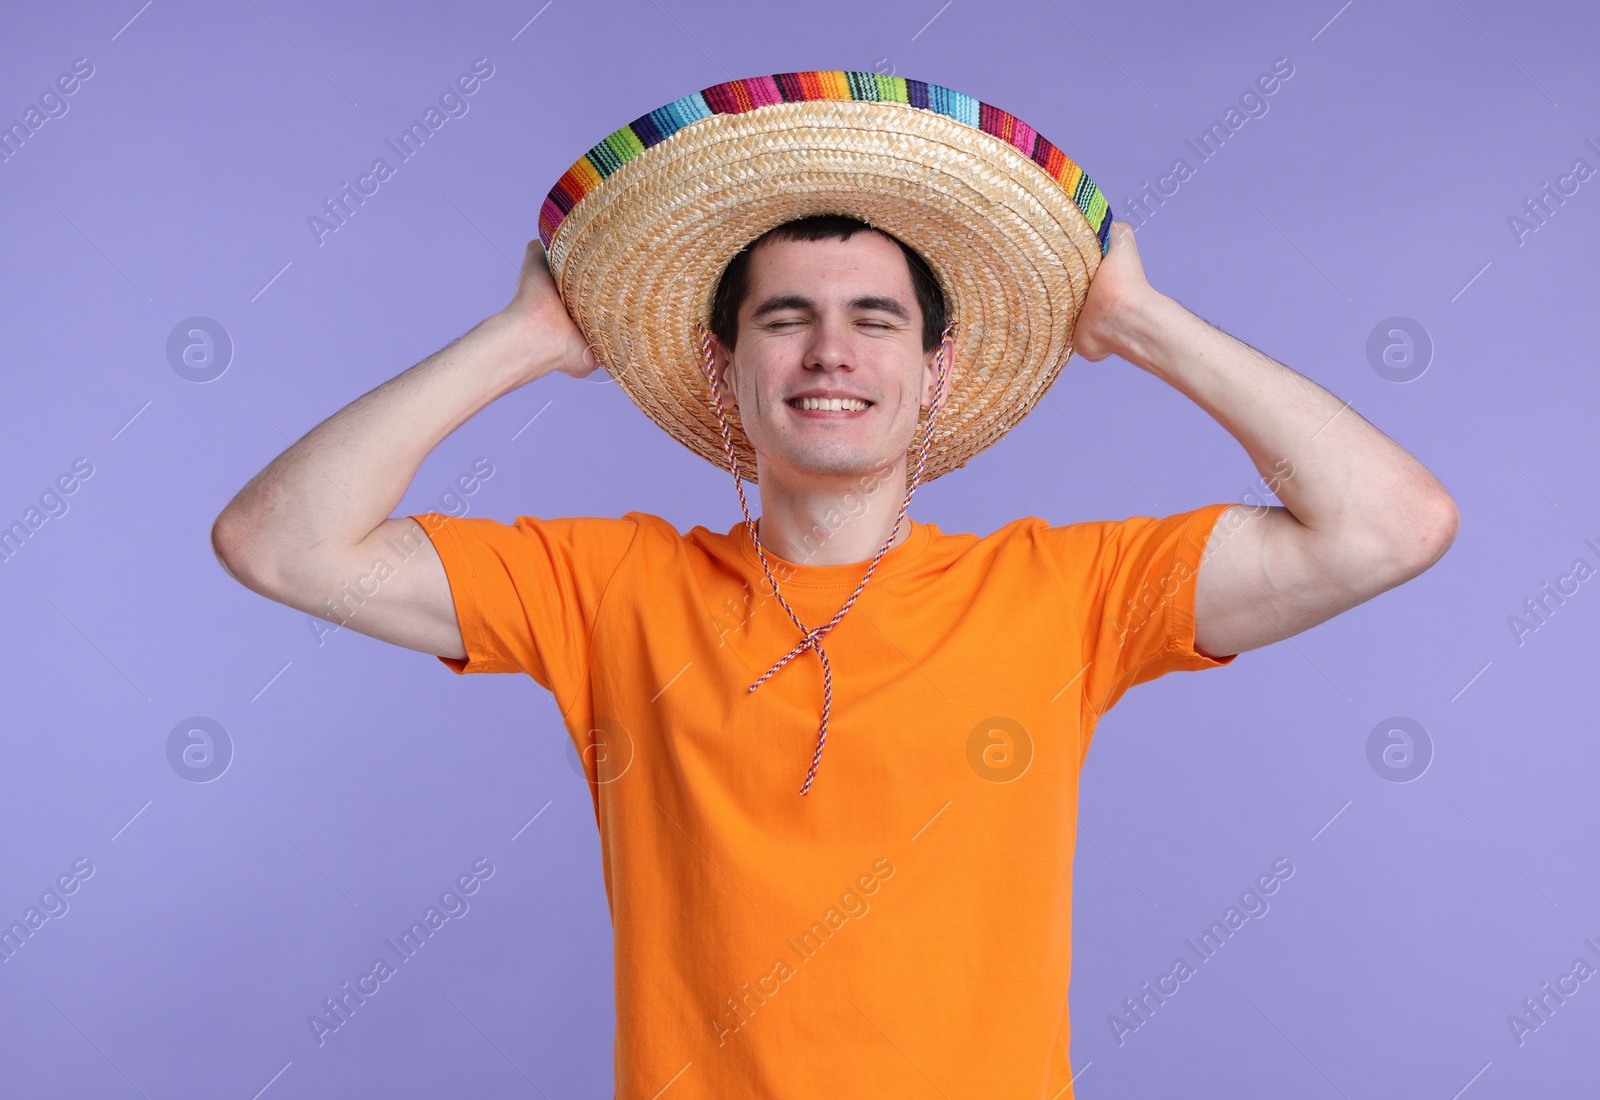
[714,231,948,485]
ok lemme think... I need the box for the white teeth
[791,397,870,411]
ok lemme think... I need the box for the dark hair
[709,214,947,354]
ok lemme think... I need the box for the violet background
[2,0,1597,1096]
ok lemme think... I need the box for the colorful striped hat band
[539,70,1113,485]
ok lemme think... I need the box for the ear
[708,333,737,408]
[921,331,955,409]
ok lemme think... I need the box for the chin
[783,446,904,482]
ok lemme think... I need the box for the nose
[802,314,856,374]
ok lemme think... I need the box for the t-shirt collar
[736,514,934,586]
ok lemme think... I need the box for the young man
[212,73,1456,1099]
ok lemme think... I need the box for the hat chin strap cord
[693,320,957,795]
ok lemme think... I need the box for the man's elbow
[1391,490,1460,579]
[210,509,277,594]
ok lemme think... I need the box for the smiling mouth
[786,397,874,412]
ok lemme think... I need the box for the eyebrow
[748,293,912,322]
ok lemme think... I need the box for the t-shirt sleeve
[407,512,639,703]
[1037,501,1239,722]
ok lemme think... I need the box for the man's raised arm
[209,241,595,660]
[1070,221,1460,660]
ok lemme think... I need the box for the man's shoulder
[950,515,1059,549]
[951,513,1154,568]
[498,510,673,537]
[614,510,745,558]
[481,511,753,556]
[525,510,682,556]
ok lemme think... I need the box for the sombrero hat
[538,70,1113,484]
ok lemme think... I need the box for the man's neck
[751,462,914,567]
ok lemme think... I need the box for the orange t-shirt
[411,502,1239,1098]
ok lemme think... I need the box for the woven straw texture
[544,76,1110,483]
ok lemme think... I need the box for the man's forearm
[1111,291,1452,557]
[213,309,552,578]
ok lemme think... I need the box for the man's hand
[1070,221,1161,364]
[500,239,600,380]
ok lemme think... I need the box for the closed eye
[767,321,894,330]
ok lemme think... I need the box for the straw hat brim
[542,76,1111,484]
